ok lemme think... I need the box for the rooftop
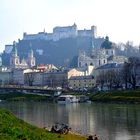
[96,63,123,70]
[69,75,94,80]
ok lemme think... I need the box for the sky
[0,0,140,52]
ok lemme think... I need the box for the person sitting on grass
[93,134,99,140]
[87,135,94,140]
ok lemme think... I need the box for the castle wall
[78,30,92,37]
[53,25,77,41]
[22,24,97,41]
[23,32,48,40]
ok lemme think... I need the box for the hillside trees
[96,71,107,90]
[96,57,140,90]
[122,57,140,89]
[96,69,122,90]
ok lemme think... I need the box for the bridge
[0,85,62,96]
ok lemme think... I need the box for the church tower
[91,25,97,38]
[10,42,20,68]
[27,46,36,68]
[0,55,2,67]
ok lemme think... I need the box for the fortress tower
[91,25,97,38]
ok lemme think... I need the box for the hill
[2,36,103,67]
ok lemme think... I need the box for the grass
[63,133,86,140]
[90,89,140,103]
[0,93,52,102]
[0,108,86,140]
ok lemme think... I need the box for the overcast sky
[0,0,140,52]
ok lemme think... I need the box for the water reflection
[0,102,140,140]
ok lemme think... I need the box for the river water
[0,101,140,140]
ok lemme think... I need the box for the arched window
[79,62,81,67]
[112,50,114,54]
[16,59,19,64]
[106,50,108,55]
[90,63,93,66]
[99,60,101,65]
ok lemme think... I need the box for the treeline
[96,57,140,90]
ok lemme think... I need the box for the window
[106,50,108,55]
[99,60,100,65]
[112,50,114,54]
[79,62,81,67]
[16,59,18,64]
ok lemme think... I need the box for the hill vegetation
[0,93,52,102]
[2,37,104,67]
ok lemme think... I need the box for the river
[0,101,140,140]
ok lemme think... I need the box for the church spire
[29,42,33,56]
[12,41,17,56]
[0,54,2,66]
[28,42,35,67]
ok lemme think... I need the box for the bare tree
[112,70,123,89]
[121,62,130,89]
[122,57,140,89]
[115,41,140,57]
[106,70,116,90]
[128,57,140,89]
[97,69,123,90]
[96,71,107,90]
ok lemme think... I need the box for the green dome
[101,36,113,49]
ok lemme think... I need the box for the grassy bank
[90,90,140,103]
[0,108,86,140]
[1,90,140,104]
[0,93,52,102]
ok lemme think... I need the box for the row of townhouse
[0,65,95,90]
[2,63,134,91]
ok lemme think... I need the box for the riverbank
[89,89,140,103]
[0,108,86,140]
[0,92,53,102]
[1,89,140,104]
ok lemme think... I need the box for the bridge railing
[0,85,59,91]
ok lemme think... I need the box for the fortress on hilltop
[23,23,97,41]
